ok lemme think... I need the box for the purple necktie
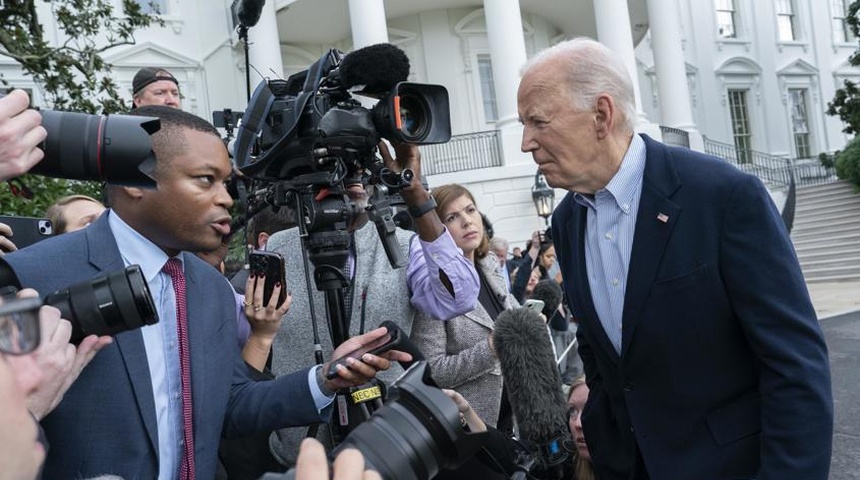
[162,258,196,480]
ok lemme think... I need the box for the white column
[349,0,389,48]
[646,0,703,149]
[484,0,533,166]
[593,0,661,138]
[247,0,284,82]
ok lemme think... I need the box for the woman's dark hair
[431,184,489,259]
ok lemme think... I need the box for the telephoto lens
[43,265,158,344]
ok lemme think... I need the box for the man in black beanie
[131,66,180,109]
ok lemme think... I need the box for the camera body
[231,45,450,270]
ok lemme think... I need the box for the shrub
[835,137,860,190]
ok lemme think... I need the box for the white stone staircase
[791,180,860,283]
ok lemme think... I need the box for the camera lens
[332,362,487,480]
[33,110,160,188]
[396,93,429,141]
[44,265,158,345]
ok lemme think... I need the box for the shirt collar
[574,134,646,213]
[107,209,181,283]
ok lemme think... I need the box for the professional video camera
[0,264,158,347]
[259,361,488,480]
[230,43,449,265]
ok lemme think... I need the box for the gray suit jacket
[5,212,324,480]
[409,253,517,426]
[265,221,416,465]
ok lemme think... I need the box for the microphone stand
[237,24,252,102]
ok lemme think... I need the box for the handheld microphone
[531,279,562,318]
[493,308,573,479]
[338,43,411,95]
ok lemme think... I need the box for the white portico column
[247,0,284,82]
[646,0,703,150]
[593,0,662,139]
[484,0,533,166]
[349,0,389,48]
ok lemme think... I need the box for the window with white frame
[477,54,498,123]
[716,0,738,38]
[728,89,752,163]
[832,0,853,43]
[789,89,811,158]
[129,0,166,15]
[775,0,797,41]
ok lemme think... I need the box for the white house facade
[2,0,856,246]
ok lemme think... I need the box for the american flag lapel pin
[657,213,669,223]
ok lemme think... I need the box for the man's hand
[0,222,18,255]
[0,90,47,182]
[18,288,112,420]
[295,438,381,480]
[322,327,413,392]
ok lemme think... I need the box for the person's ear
[121,186,145,200]
[257,232,269,250]
[594,95,614,139]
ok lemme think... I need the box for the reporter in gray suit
[5,106,407,480]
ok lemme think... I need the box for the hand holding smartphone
[248,250,287,306]
[325,320,403,380]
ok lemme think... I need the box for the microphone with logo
[493,307,573,480]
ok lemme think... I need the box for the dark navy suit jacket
[6,213,323,479]
[552,135,832,480]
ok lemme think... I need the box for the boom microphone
[339,43,411,95]
[531,279,562,318]
[493,308,573,479]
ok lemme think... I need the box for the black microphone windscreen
[237,0,266,27]
[493,308,569,443]
[339,43,410,95]
[531,279,562,318]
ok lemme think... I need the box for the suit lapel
[87,214,160,456]
[181,254,213,436]
[621,136,681,358]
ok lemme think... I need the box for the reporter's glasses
[0,296,42,355]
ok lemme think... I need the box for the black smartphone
[326,321,402,379]
[248,250,287,306]
[0,215,53,249]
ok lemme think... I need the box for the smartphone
[248,250,287,306]
[523,299,545,316]
[0,215,53,249]
[326,320,402,379]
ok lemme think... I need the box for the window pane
[132,0,166,14]
[715,0,737,38]
[775,0,793,14]
[728,89,752,164]
[777,15,796,41]
[789,89,811,158]
[477,55,498,123]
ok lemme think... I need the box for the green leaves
[827,1,860,135]
[0,0,163,115]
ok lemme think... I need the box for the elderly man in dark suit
[518,37,832,480]
[5,105,405,479]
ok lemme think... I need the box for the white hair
[521,37,636,133]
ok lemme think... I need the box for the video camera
[229,43,450,270]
